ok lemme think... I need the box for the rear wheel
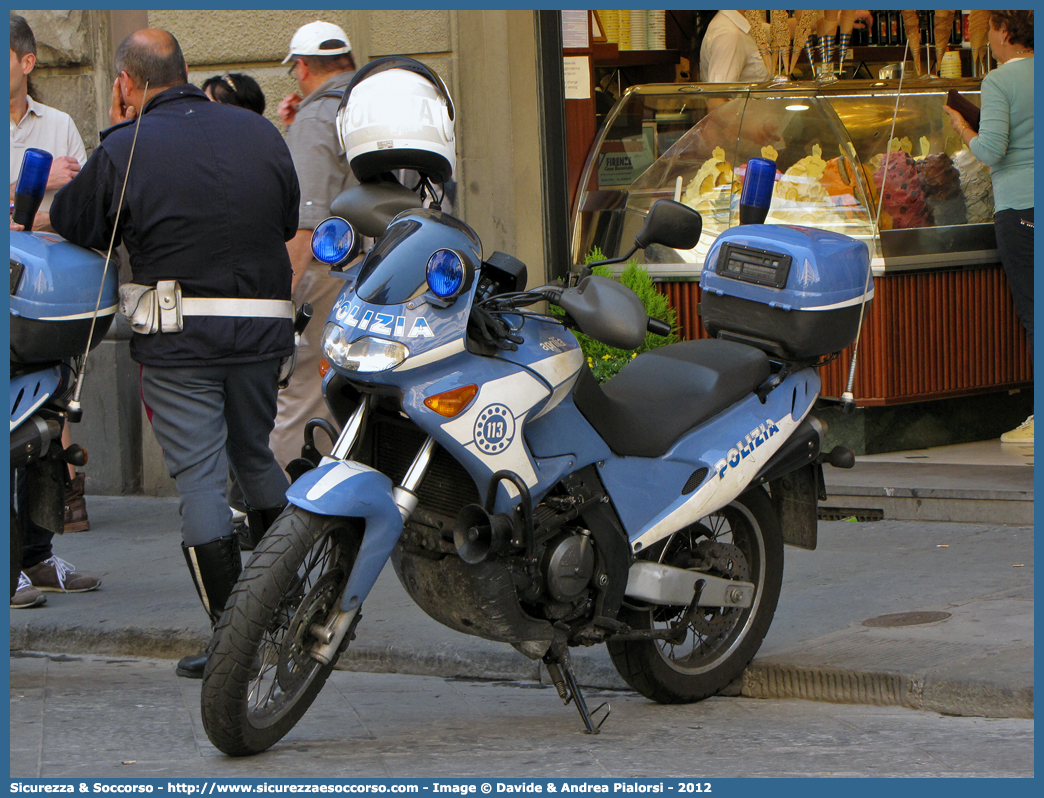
[607,486,783,703]
[201,507,360,756]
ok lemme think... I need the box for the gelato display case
[572,78,997,276]
[571,79,1031,406]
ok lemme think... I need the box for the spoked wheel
[201,507,361,756]
[607,486,783,703]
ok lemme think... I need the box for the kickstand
[543,648,610,734]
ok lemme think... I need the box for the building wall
[13,8,551,496]
[16,8,548,271]
[12,9,109,153]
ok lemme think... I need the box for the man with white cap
[268,21,359,487]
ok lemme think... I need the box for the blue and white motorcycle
[10,149,118,596]
[201,173,868,756]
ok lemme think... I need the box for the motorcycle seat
[573,339,771,458]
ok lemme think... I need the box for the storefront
[563,11,1031,448]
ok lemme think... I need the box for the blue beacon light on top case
[12,148,53,231]
[739,157,776,225]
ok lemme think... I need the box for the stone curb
[741,663,1034,719]
[10,623,1033,720]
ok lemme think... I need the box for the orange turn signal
[318,358,332,378]
[424,384,478,418]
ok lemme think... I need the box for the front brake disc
[277,568,345,691]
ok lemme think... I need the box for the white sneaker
[1000,415,1033,445]
[11,572,46,609]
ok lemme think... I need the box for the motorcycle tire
[201,507,361,756]
[607,486,783,704]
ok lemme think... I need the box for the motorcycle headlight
[321,324,409,373]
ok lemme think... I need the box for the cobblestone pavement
[10,653,1033,778]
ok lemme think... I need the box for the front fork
[327,393,438,521]
[310,394,437,664]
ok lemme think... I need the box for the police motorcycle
[9,149,119,596]
[200,58,866,756]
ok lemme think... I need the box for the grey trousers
[269,261,342,469]
[141,359,290,547]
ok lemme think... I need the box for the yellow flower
[602,354,611,360]
[587,357,593,366]
[631,352,637,358]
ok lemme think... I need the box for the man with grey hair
[50,28,301,678]
[267,20,359,480]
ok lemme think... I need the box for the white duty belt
[180,297,295,318]
[119,280,295,335]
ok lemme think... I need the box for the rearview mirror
[634,199,702,252]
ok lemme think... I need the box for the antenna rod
[70,80,149,410]
[840,47,907,413]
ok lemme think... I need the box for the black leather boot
[177,535,242,679]
[239,504,287,551]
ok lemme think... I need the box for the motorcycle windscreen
[354,210,481,306]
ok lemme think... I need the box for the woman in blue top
[944,10,1034,444]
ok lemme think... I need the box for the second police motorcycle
[200,58,868,755]
[10,150,117,599]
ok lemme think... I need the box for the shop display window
[572,79,995,276]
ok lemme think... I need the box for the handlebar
[294,302,313,335]
[535,285,671,338]
[647,317,672,337]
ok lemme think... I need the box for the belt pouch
[156,280,184,333]
[118,283,159,334]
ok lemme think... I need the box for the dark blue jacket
[51,84,300,367]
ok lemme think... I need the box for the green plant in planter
[560,249,678,383]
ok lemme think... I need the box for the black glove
[469,305,524,351]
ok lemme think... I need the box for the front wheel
[201,507,361,756]
[607,486,783,703]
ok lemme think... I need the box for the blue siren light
[426,249,466,298]
[16,148,52,198]
[739,157,776,225]
[12,148,53,230]
[311,217,355,265]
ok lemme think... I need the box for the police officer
[50,29,300,678]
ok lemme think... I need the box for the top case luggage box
[700,224,873,360]
[10,231,119,364]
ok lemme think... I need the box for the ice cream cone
[902,10,922,76]
[934,11,955,75]
[837,33,851,69]
[839,10,856,36]
[789,10,818,75]
[744,10,773,75]
[823,10,839,37]
[823,7,839,71]
[802,32,818,76]
[838,9,857,66]
[969,10,991,75]
[770,10,790,77]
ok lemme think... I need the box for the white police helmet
[337,56,455,184]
